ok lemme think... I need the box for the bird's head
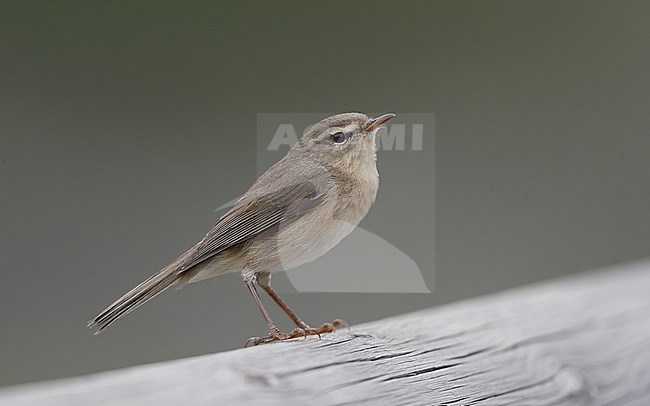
[294,112,395,172]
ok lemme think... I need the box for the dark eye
[331,132,346,143]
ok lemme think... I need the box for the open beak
[363,113,396,133]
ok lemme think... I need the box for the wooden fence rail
[2,261,650,405]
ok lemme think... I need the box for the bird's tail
[88,248,198,334]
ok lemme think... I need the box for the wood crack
[3,262,650,406]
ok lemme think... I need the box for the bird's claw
[244,327,306,347]
[332,318,350,331]
[296,323,321,339]
[244,319,348,347]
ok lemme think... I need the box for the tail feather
[88,248,199,334]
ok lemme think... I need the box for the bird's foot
[299,318,348,336]
[244,319,348,347]
[244,327,307,347]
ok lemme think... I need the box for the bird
[88,112,395,346]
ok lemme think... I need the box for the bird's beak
[363,113,396,133]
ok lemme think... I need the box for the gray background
[1,1,649,387]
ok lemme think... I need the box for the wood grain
[3,261,650,405]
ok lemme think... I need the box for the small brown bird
[88,112,395,346]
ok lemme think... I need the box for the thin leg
[257,272,348,338]
[245,279,283,337]
[244,276,307,347]
[259,280,307,328]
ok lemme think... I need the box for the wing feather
[177,181,324,274]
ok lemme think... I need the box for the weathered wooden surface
[2,261,650,406]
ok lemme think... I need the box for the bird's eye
[331,132,346,144]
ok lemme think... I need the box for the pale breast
[262,167,379,272]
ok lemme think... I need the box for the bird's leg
[244,275,308,347]
[257,272,348,338]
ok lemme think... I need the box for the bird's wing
[177,180,324,274]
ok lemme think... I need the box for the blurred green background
[1,1,649,387]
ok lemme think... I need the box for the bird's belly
[187,206,366,282]
[265,213,359,272]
